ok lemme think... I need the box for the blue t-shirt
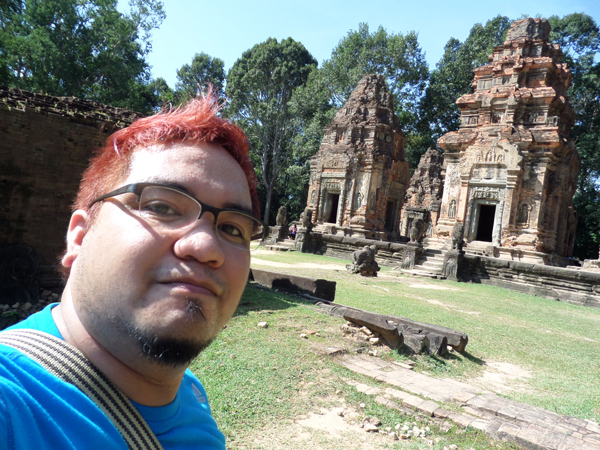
[0,304,226,450]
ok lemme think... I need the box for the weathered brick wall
[0,87,140,287]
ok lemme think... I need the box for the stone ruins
[306,74,411,240]
[294,18,599,307]
[434,18,580,264]
[399,148,444,243]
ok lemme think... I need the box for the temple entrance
[384,201,396,232]
[325,193,340,223]
[475,204,496,242]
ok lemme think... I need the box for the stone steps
[341,355,600,450]
[401,268,445,280]
[422,237,448,250]
[464,240,495,256]
[264,238,296,252]
[402,248,446,279]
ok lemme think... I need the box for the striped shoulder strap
[0,329,163,450]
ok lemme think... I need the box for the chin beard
[136,334,213,367]
[100,306,214,368]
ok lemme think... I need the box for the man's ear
[61,210,89,268]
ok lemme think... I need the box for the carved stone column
[442,249,464,281]
[401,243,423,269]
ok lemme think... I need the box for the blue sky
[132,0,600,89]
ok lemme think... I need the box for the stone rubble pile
[360,415,473,449]
[1,288,60,325]
[340,321,383,356]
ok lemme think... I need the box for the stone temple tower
[306,74,410,239]
[434,18,580,264]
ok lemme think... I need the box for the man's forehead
[125,142,252,206]
[128,142,236,174]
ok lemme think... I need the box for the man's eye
[141,201,181,217]
[218,223,247,241]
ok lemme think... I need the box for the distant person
[289,223,297,238]
[0,91,267,449]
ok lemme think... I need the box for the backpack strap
[0,329,163,450]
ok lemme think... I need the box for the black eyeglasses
[90,183,267,251]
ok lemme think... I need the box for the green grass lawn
[191,249,599,449]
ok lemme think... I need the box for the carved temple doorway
[324,192,340,224]
[474,203,496,242]
[384,200,396,233]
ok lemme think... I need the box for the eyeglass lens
[137,186,264,251]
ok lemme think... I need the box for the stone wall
[0,87,140,288]
[302,232,600,308]
[460,256,600,308]
[305,233,407,267]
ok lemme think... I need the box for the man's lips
[159,278,220,297]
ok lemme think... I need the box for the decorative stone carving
[300,207,313,230]
[401,244,423,270]
[306,74,410,239]
[435,18,580,263]
[346,245,380,277]
[450,222,465,250]
[275,206,288,227]
[448,200,457,219]
[409,218,424,243]
[399,148,444,239]
[442,249,464,282]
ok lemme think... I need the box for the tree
[319,23,428,129]
[0,0,165,113]
[418,16,511,147]
[276,67,337,221]
[175,52,225,104]
[549,13,600,259]
[271,23,429,220]
[226,37,317,224]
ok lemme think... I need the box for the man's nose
[173,217,225,267]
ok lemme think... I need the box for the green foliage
[269,24,429,218]
[146,76,176,109]
[549,13,600,259]
[320,23,429,128]
[226,37,317,223]
[174,52,225,104]
[0,0,165,113]
[279,67,337,221]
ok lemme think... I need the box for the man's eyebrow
[146,180,254,216]
[221,202,254,215]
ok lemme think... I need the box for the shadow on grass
[423,350,486,367]
[234,283,310,317]
[395,342,485,367]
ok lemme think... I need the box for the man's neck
[52,297,186,406]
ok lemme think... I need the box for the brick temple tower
[434,18,580,263]
[306,74,410,239]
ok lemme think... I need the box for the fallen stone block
[342,309,403,350]
[249,268,336,301]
